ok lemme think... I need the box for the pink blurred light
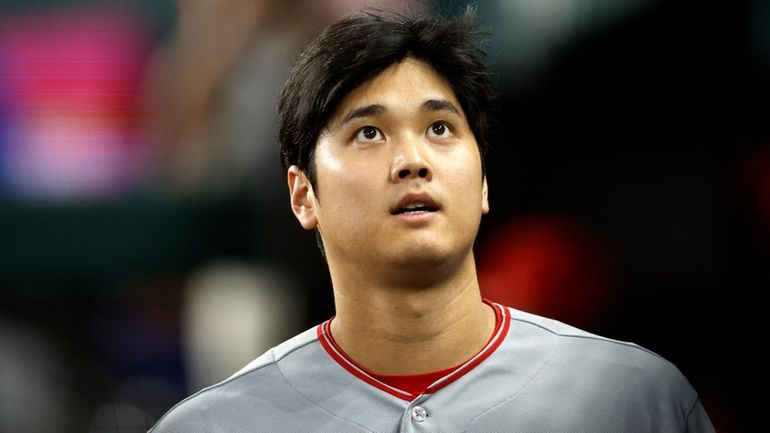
[0,7,153,200]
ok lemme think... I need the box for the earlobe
[287,166,318,230]
[481,176,490,214]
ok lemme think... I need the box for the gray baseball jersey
[150,302,714,432]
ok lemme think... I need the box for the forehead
[329,57,466,124]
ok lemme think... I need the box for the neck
[328,253,495,375]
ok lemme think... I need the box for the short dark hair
[278,7,496,185]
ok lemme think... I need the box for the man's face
[289,57,489,275]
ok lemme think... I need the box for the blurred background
[0,0,765,431]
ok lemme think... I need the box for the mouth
[390,194,441,216]
[391,204,439,215]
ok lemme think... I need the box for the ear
[481,176,490,215]
[288,166,318,229]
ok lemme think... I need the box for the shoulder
[471,305,713,431]
[503,305,698,406]
[149,327,319,433]
[506,306,676,367]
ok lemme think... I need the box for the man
[150,9,715,432]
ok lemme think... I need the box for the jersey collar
[316,300,511,401]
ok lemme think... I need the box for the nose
[390,140,433,182]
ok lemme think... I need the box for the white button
[411,406,427,422]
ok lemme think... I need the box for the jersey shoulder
[148,327,319,433]
[507,305,671,363]
[470,305,714,431]
[504,305,698,404]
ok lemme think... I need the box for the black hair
[278,6,496,185]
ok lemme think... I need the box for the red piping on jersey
[316,300,511,401]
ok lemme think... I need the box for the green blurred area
[0,197,260,286]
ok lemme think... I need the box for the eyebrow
[340,104,386,125]
[339,99,461,126]
[421,99,460,116]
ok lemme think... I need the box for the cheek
[322,172,372,210]
[315,151,381,218]
[443,148,483,190]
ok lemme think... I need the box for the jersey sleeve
[685,398,716,433]
[148,402,210,433]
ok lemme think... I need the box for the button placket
[411,405,427,422]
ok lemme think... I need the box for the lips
[390,193,441,215]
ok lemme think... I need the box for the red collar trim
[316,300,510,401]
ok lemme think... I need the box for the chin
[388,242,455,269]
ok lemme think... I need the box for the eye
[356,126,383,142]
[427,121,451,138]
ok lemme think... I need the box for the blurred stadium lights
[0,3,159,201]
